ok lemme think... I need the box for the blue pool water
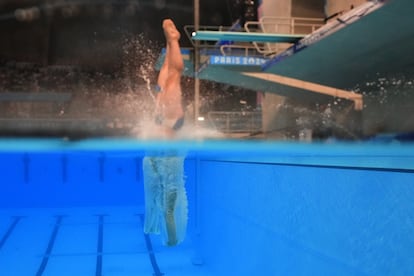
[0,138,413,276]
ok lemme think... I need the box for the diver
[142,19,188,246]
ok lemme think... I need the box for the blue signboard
[210,55,267,66]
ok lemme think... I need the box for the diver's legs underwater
[143,156,188,246]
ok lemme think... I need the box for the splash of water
[259,102,361,140]
[122,33,159,103]
[121,33,223,140]
[354,74,414,107]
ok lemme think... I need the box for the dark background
[0,0,230,67]
[0,0,324,137]
[0,0,324,68]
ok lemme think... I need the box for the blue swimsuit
[155,115,184,131]
[153,85,184,131]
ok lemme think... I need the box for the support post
[194,0,200,124]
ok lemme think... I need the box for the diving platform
[180,0,414,112]
[157,0,414,114]
[191,31,305,43]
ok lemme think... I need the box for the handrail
[244,16,324,56]
[207,111,262,133]
[184,25,238,48]
[184,16,324,58]
[184,24,260,57]
[219,44,259,57]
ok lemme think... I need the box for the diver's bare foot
[163,19,180,41]
[167,238,178,247]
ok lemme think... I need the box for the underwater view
[1,0,414,275]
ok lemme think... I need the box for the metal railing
[184,24,264,58]
[184,24,239,48]
[246,16,324,34]
[244,16,325,56]
[207,111,262,133]
[184,16,324,58]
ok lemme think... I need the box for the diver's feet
[163,19,180,41]
[167,238,178,247]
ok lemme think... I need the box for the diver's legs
[163,19,183,77]
[157,43,169,90]
[163,181,187,246]
[164,189,178,246]
[161,156,187,246]
[157,19,182,93]
[143,156,187,246]
[160,19,184,120]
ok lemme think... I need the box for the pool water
[0,138,413,276]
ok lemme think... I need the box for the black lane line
[139,214,164,276]
[0,216,22,250]
[95,215,105,276]
[204,159,414,173]
[36,215,64,276]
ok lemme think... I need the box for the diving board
[191,31,305,43]
[243,72,363,110]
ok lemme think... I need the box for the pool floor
[0,206,208,276]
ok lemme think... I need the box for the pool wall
[0,152,144,208]
[0,152,197,227]
[194,156,414,275]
